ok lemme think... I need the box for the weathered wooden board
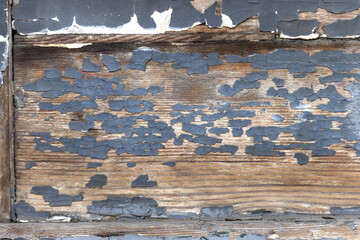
[0,70,12,222]
[11,0,360,39]
[13,41,360,222]
[0,0,11,223]
[1,217,360,240]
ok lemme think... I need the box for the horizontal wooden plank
[0,71,11,222]
[14,19,275,46]
[1,217,360,239]
[13,40,360,222]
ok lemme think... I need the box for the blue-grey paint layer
[31,186,83,206]
[0,0,7,85]
[11,0,360,38]
[23,47,360,161]
[19,47,360,222]
[87,196,166,219]
[86,175,107,188]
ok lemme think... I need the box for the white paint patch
[168,21,203,32]
[51,17,59,22]
[17,9,180,35]
[136,46,153,51]
[280,31,319,40]
[151,8,173,33]
[0,35,7,42]
[0,7,8,86]
[34,43,93,49]
[221,13,235,28]
[47,215,72,222]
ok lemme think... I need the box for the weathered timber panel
[13,41,360,222]
[1,218,360,239]
[11,0,360,39]
[0,70,11,222]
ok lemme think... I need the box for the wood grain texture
[0,1,12,223]
[13,40,360,221]
[0,70,11,222]
[14,17,274,46]
[0,217,359,239]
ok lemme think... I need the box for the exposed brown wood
[8,0,15,215]
[14,17,275,46]
[0,217,359,239]
[0,70,11,222]
[0,1,13,223]
[13,40,360,221]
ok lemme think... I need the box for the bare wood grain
[0,1,12,222]
[13,41,360,221]
[0,70,11,222]
[0,217,359,239]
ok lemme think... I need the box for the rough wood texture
[11,0,360,39]
[13,18,275,46]
[1,217,360,239]
[0,70,11,222]
[13,40,360,222]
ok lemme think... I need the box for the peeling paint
[31,186,83,207]
[12,0,360,39]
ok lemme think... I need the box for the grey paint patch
[163,161,176,167]
[127,47,222,74]
[82,58,101,72]
[25,162,36,169]
[23,68,157,101]
[64,68,83,79]
[39,100,98,113]
[195,145,238,155]
[209,127,230,136]
[31,186,83,206]
[271,114,285,122]
[200,206,234,219]
[102,54,122,72]
[182,123,206,136]
[319,73,360,83]
[86,175,107,188]
[87,196,166,219]
[236,234,267,240]
[324,15,360,38]
[127,162,136,167]
[267,87,277,97]
[87,162,102,168]
[240,101,261,107]
[331,206,360,215]
[131,174,158,188]
[13,202,50,221]
[30,112,175,158]
[278,20,318,38]
[219,71,268,97]
[294,153,309,165]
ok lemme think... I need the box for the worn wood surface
[14,17,275,46]
[0,0,12,223]
[0,70,11,222]
[1,217,360,239]
[13,40,360,221]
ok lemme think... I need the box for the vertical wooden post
[0,0,12,222]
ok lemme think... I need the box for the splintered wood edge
[0,217,359,239]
